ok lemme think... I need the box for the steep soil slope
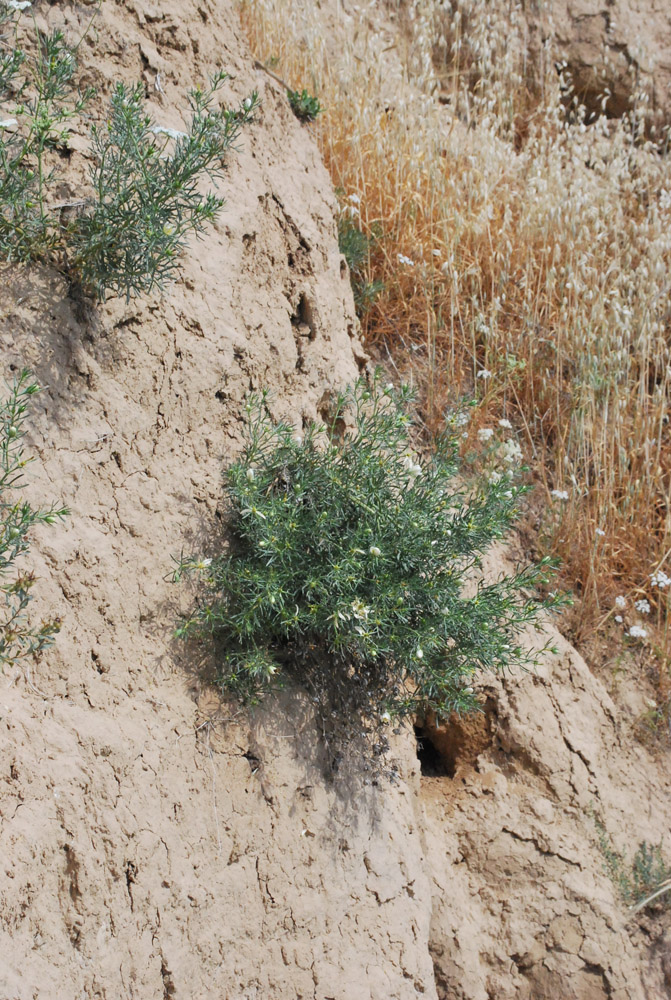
[0,2,670,999]
[532,0,671,121]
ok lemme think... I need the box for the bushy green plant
[597,821,671,912]
[0,6,258,301]
[1,370,68,668]
[287,87,321,122]
[0,13,93,265]
[338,216,384,315]
[70,77,259,300]
[177,371,563,769]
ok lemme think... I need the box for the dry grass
[241,0,671,681]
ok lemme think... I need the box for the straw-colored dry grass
[241,0,671,697]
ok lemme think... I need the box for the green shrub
[1,370,68,668]
[71,76,258,301]
[0,15,93,266]
[0,7,258,301]
[287,87,321,122]
[338,216,384,315]
[597,822,671,912]
[177,371,563,770]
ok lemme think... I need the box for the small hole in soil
[414,724,455,777]
[415,704,495,778]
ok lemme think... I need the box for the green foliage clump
[597,822,671,912]
[1,370,68,668]
[0,13,93,265]
[72,76,259,301]
[0,6,258,301]
[338,215,384,315]
[287,87,321,122]
[177,371,563,769]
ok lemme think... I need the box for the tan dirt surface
[0,2,670,999]
[532,0,671,122]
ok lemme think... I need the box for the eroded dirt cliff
[0,2,670,999]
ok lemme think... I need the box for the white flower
[500,439,523,464]
[651,570,671,589]
[348,193,361,204]
[462,685,474,694]
[246,467,256,482]
[595,528,605,537]
[150,125,188,140]
[415,648,424,659]
[498,418,512,429]
[196,558,212,570]
[488,470,502,484]
[476,369,492,380]
[0,118,18,129]
[243,97,253,110]
[369,545,381,557]
[453,411,470,427]
[634,599,651,614]
[401,454,422,479]
[614,615,623,623]
[551,489,569,500]
[5,0,31,9]
[645,698,658,710]
[397,253,415,267]
[615,595,626,609]
[350,599,370,621]
[628,625,647,639]
[477,427,494,442]
[380,711,391,724]
[384,383,394,392]
[432,248,441,257]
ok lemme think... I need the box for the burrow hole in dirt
[414,700,496,778]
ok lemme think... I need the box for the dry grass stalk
[240,0,671,673]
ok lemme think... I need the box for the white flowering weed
[177,372,565,772]
[0,10,258,301]
[0,372,68,668]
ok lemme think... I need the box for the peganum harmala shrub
[287,87,321,122]
[596,819,671,913]
[0,11,94,266]
[0,5,258,301]
[70,76,259,301]
[338,215,384,317]
[1,370,68,668]
[177,372,564,770]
